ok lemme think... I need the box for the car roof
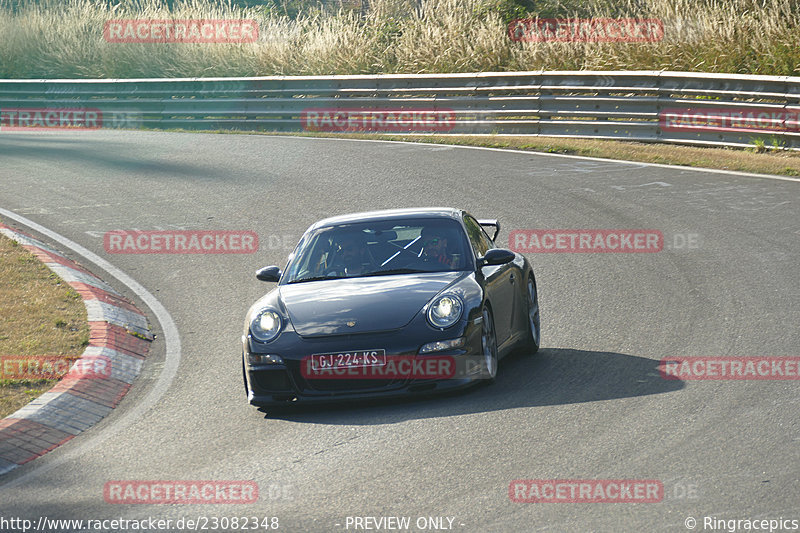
[309,208,465,230]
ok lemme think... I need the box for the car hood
[279,272,465,337]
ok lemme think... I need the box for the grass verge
[0,229,89,419]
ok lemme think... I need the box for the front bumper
[243,318,485,407]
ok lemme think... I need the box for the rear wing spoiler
[477,219,500,242]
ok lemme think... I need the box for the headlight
[427,294,463,329]
[250,309,282,342]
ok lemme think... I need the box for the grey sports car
[242,207,540,407]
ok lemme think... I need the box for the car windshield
[283,218,472,284]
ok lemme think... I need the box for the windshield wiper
[288,269,432,283]
[361,268,428,277]
[286,275,348,284]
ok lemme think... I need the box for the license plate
[311,350,386,370]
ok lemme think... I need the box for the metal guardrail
[1,70,799,150]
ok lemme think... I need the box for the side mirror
[478,248,515,267]
[256,265,282,282]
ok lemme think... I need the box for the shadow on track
[0,134,220,179]
[258,348,683,424]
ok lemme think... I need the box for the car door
[463,214,516,345]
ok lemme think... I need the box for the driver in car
[326,232,374,277]
[420,226,458,269]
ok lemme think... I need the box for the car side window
[463,215,492,257]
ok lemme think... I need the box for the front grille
[303,377,397,392]
[283,358,402,393]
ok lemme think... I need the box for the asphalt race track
[1,131,798,532]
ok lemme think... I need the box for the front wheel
[524,276,540,354]
[242,356,250,398]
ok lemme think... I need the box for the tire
[242,356,250,398]
[524,275,540,354]
[481,306,498,383]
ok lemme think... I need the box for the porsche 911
[242,207,539,407]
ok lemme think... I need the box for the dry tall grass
[0,0,797,78]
